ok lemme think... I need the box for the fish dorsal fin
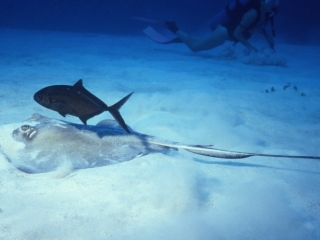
[73,79,84,88]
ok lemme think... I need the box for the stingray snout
[13,125,38,142]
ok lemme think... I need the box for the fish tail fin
[108,92,134,133]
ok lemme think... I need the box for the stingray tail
[107,92,134,133]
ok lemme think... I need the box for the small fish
[283,82,291,90]
[34,79,133,133]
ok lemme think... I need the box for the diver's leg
[176,26,229,52]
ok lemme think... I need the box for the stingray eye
[27,127,37,139]
[21,125,30,131]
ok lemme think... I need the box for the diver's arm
[261,28,275,50]
[233,9,258,52]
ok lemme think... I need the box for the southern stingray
[0,113,319,174]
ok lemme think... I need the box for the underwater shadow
[194,158,320,175]
[151,48,215,59]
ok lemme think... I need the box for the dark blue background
[0,0,319,45]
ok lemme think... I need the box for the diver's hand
[261,28,275,51]
[165,21,180,34]
[267,39,275,51]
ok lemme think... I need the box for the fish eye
[21,125,30,131]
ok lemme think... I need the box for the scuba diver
[137,0,279,53]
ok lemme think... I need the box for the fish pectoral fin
[52,101,76,116]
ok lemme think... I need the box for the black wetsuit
[221,0,261,41]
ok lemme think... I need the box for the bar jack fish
[34,79,133,133]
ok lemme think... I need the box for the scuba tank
[208,0,254,30]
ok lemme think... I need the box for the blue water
[0,1,320,239]
[0,0,320,44]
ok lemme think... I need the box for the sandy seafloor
[0,28,319,239]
